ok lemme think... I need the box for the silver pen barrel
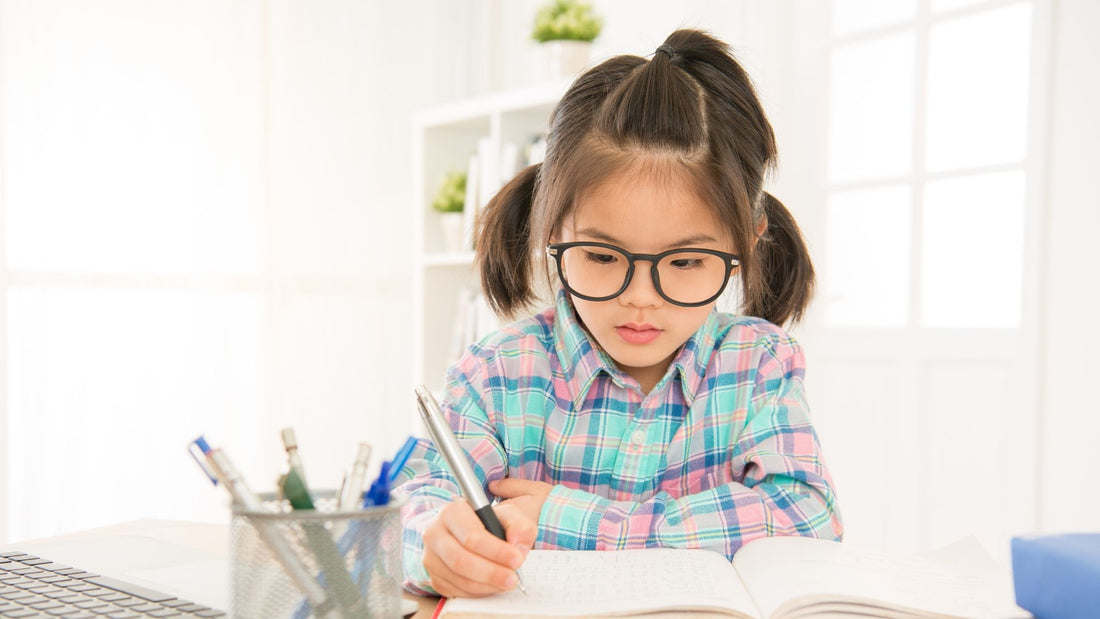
[414,385,491,510]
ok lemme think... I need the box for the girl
[395,28,843,598]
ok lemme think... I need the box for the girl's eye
[584,251,619,265]
[670,258,704,269]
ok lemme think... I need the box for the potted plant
[532,0,603,81]
[432,170,467,253]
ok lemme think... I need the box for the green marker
[281,468,369,618]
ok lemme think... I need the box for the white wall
[1039,0,1100,531]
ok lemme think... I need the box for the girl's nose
[618,263,663,309]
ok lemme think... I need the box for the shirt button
[631,429,646,446]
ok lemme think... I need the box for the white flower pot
[540,40,593,81]
[439,212,465,253]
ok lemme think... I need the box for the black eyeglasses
[546,242,740,307]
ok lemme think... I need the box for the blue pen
[387,436,418,486]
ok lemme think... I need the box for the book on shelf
[449,287,499,360]
[436,536,1027,618]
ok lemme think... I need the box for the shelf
[413,81,566,394]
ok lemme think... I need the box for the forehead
[566,160,727,247]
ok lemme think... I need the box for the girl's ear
[754,213,769,243]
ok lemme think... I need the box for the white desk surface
[0,519,437,618]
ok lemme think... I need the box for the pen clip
[188,436,219,486]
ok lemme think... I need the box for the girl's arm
[531,342,843,560]
[394,366,515,595]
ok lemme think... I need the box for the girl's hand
[489,478,554,528]
[422,498,536,598]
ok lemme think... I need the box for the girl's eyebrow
[576,228,719,248]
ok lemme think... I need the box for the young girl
[395,28,843,598]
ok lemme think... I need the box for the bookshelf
[412,80,570,395]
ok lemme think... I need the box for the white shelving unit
[412,81,569,395]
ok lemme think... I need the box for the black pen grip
[475,504,507,541]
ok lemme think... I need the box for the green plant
[431,171,466,213]
[531,0,603,43]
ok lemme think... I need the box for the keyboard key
[148,610,182,617]
[105,612,139,619]
[55,569,88,577]
[128,602,163,613]
[158,599,192,608]
[75,600,108,610]
[173,604,209,613]
[22,559,51,566]
[4,567,39,576]
[0,591,34,601]
[85,577,175,603]
[36,563,72,572]
[1,609,40,618]
[193,611,226,618]
[68,584,99,593]
[46,608,83,616]
[99,593,129,602]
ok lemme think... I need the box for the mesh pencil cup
[230,490,402,619]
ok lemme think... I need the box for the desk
[0,519,439,618]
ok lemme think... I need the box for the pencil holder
[230,490,403,619]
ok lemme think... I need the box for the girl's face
[555,165,734,393]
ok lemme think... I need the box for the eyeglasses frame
[546,241,741,307]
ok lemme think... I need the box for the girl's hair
[477,29,815,327]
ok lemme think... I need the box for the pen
[281,427,308,485]
[191,442,338,618]
[387,436,418,486]
[281,468,366,618]
[338,443,373,511]
[413,385,527,595]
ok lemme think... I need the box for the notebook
[438,536,1028,618]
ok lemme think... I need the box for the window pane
[831,0,916,37]
[5,287,264,540]
[824,185,912,327]
[1,1,263,274]
[925,4,1032,172]
[921,171,1025,328]
[828,34,916,183]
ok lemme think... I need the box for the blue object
[363,461,392,507]
[387,436,419,485]
[1012,533,1100,619]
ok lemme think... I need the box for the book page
[443,548,761,618]
[731,537,1027,619]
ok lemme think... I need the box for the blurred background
[1,0,1096,564]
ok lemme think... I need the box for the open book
[438,537,1028,618]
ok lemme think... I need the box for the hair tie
[656,44,675,60]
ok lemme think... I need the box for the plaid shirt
[394,287,843,594]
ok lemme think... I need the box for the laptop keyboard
[0,551,225,618]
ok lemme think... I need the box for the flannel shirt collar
[552,286,719,409]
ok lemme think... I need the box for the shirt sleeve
[534,335,844,560]
[392,354,508,596]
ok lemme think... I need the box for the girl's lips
[616,325,661,344]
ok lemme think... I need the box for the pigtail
[477,163,540,318]
[750,193,815,326]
